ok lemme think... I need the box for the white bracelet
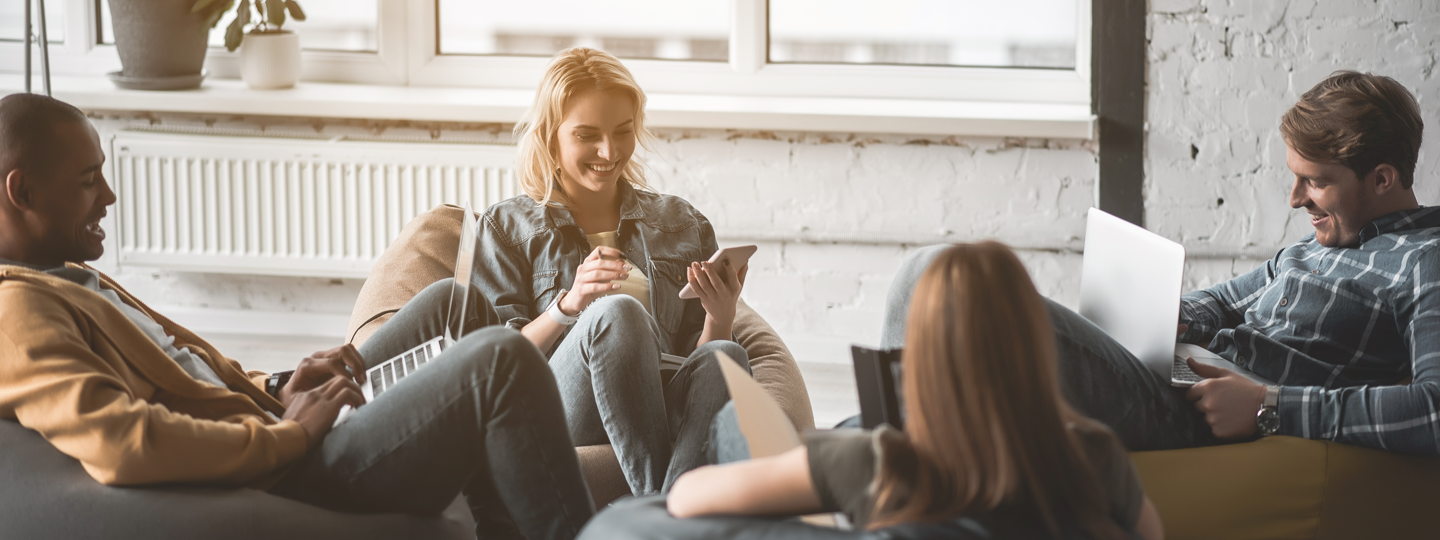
[546,289,580,326]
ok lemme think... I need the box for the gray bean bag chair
[577,495,1104,540]
[0,420,470,540]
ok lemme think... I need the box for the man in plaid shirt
[1174,71,1438,455]
[881,71,1436,455]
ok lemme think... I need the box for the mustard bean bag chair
[1131,436,1440,539]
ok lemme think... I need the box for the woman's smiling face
[552,90,637,200]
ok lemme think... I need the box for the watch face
[1258,408,1280,434]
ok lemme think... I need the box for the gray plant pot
[108,0,210,85]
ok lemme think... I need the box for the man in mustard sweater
[0,94,593,540]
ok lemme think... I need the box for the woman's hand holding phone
[689,258,748,336]
[561,246,630,315]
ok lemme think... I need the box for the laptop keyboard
[1172,356,1204,384]
[366,337,444,399]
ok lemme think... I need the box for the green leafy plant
[192,0,306,52]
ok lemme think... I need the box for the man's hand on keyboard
[280,344,368,407]
[283,376,365,448]
[1183,358,1266,439]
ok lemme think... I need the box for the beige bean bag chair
[346,204,815,506]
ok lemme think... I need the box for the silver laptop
[1078,208,1272,388]
[335,204,478,426]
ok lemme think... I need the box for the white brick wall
[1147,0,1440,260]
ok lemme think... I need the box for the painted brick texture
[1147,0,1439,258]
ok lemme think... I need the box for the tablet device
[678,245,758,299]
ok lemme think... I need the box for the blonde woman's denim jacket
[475,182,718,357]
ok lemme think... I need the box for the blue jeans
[548,295,751,496]
[268,279,595,540]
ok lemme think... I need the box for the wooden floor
[205,332,861,430]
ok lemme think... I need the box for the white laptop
[334,203,478,425]
[1078,208,1273,388]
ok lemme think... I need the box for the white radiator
[110,131,518,278]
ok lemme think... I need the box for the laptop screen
[445,203,478,345]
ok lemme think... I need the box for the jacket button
[1238,355,1246,365]
[1280,297,1288,306]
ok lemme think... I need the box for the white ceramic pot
[240,30,301,89]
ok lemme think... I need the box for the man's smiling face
[1286,144,1378,248]
[23,120,115,265]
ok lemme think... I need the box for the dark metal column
[1093,0,1147,226]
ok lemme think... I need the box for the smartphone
[678,245,758,299]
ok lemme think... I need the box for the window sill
[0,74,1094,139]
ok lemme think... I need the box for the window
[1,0,1092,134]
[94,1,378,52]
[0,0,66,44]
[411,0,1090,104]
[438,0,729,62]
[769,0,1076,69]
[202,0,380,52]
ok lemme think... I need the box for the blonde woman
[475,48,750,497]
[586,243,1162,539]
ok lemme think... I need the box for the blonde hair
[513,47,655,206]
[868,242,1128,540]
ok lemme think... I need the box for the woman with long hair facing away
[474,47,750,497]
[665,242,1163,539]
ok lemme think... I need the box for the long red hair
[867,242,1128,539]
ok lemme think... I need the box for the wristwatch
[1256,385,1280,436]
[546,289,580,326]
[265,370,294,400]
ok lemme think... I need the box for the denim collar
[546,181,648,232]
[1358,206,1440,244]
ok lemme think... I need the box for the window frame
[0,0,1094,137]
[410,0,1093,105]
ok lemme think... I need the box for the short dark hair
[1280,71,1425,189]
[0,93,91,176]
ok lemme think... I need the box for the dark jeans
[882,245,1218,450]
[268,279,595,540]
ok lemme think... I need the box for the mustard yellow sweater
[0,264,307,487]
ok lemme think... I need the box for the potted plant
[194,0,307,89]
[107,0,218,90]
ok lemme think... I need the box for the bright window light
[438,0,730,62]
[194,0,379,52]
[769,0,1077,68]
[96,0,377,52]
[0,0,66,44]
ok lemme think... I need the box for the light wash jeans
[268,279,595,540]
[548,294,750,496]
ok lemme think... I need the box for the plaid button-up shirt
[1180,206,1440,455]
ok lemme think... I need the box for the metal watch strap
[1257,385,1281,436]
[547,289,580,326]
